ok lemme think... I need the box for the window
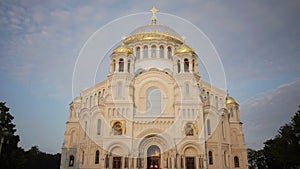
[90,95,92,108]
[192,59,195,72]
[215,96,218,109]
[159,45,164,58]
[184,123,194,136]
[97,119,101,135]
[69,155,74,167]
[167,47,172,59]
[117,82,122,97]
[82,151,84,165]
[151,45,156,58]
[184,58,189,72]
[185,83,190,96]
[136,47,140,59]
[113,121,123,135]
[127,59,130,73]
[98,91,101,105]
[177,60,181,73]
[234,156,239,168]
[207,119,211,135]
[146,88,162,115]
[95,150,100,164]
[105,154,109,168]
[230,107,234,117]
[143,46,148,58]
[208,151,213,165]
[119,59,124,72]
[70,131,75,145]
[207,92,210,105]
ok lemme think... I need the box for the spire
[150,7,159,25]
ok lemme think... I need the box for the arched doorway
[147,145,161,169]
[184,147,197,169]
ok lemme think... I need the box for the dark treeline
[248,106,300,169]
[0,102,61,169]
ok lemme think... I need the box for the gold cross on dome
[150,7,159,25]
[150,7,158,15]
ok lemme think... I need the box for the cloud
[1,0,300,153]
[241,78,300,150]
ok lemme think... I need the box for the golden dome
[112,43,133,55]
[174,44,196,55]
[226,96,238,105]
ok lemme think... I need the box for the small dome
[73,96,82,103]
[112,43,133,55]
[226,96,238,105]
[174,44,196,55]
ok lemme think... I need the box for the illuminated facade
[60,8,248,169]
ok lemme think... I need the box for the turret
[226,95,241,121]
[174,43,199,74]
[109,43,134,74]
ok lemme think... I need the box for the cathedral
[60,8,248,169]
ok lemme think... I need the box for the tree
[247,148,266,169]
[0,102,61,169]
[248,106,300,169]
[0,102,26,169]
[24,146,61,169]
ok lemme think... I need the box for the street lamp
[197,82,208,169]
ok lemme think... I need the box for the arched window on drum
[136,47,140,59]
[167,47,172,59]
[159,45,164,58]
[119,58,124,72]
[151,45,156,58]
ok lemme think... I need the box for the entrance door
[186,157,195,169]
[147,156,160,169]
[147,145,161,169]
[113,157,121,169]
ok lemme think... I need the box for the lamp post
[197,82,208,169]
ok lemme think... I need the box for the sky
[0,0,300,154]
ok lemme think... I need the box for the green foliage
[248,106,300,169]
[24,146,61,169]
[0,102,61,169]
[248,148,267,169]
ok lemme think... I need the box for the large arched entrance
[147,145,161,169]
[184,147,197,169]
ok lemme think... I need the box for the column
[196,156,199,169]
[156,45,159,59]
[181,60,184,74]
[109,155,113,169]
[203,153,208,169]
[171,157,175,169]
[189,60,193,72]
[116,61,119,72]
[183,156,186,169]
[122,156,125,169]
[133,158,137,169]
[140,46,144,59]
[124,58,128,72]
[110,62,113,73]
[164,45,168,59]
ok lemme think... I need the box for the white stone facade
[60,10,248,169]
